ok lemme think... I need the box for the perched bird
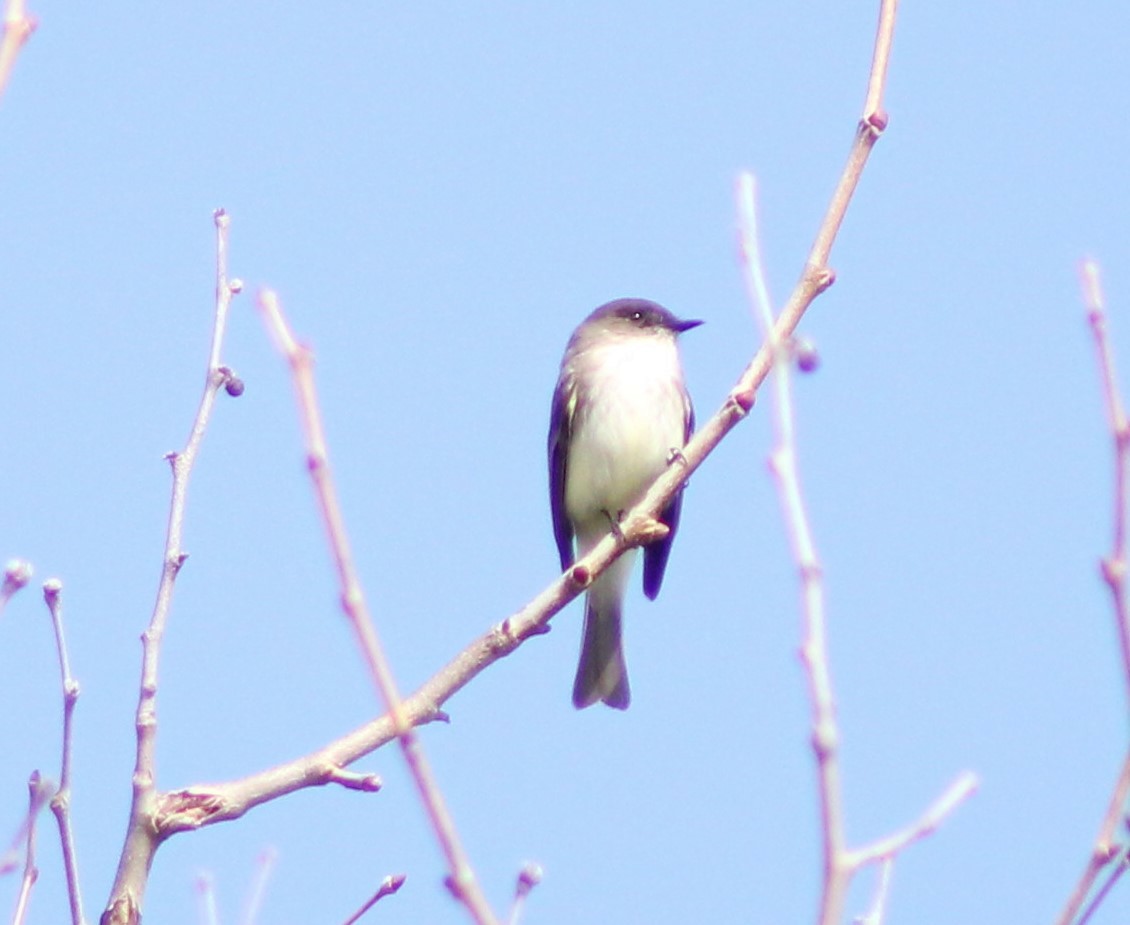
[548,298,700,709]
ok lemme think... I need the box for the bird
[548,298,699,709]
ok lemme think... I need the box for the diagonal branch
[341,873,406,925]
[738,166,975,924]
[133,0,912,843]
[221,0,904,890]
[257,291,502,925]
[1055,259,1130,925]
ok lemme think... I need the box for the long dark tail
[572,561,632,709]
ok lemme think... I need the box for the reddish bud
[795,339,820,373]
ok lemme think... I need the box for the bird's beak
[674,318,703,333]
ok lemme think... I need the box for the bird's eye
[630,311,643,322]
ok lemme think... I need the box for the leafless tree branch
[100,209,241,925]
[737,171,976,923]
[10,773,50,925]
[1055,259,1130,925]
[42,579,86,925]
[0,560,32,621]
[0,0,35,106]
[341,873,406,925]
[505,863,542,925]
[256,290,502,925]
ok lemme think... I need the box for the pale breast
[564,335,687,528]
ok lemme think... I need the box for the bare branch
[1055,259,1130,925]
[0,0,35,106]
[1059,752,1130,925]
[0,559,32,620]
[194,872,218,925]
[341,873,406,925]
[856,859,893,925]
[324,767,382,793]
[256,290,501,925]
[737,169,846,918]
[0,775,48,878]
[100,209,241,925]
[1077,845,1130,925]
[846,771,978,869]
[42,579,87,925]
[506,863,542,925]
[240,848,277,925]
[737,79,974,923]
[152,752,389,835]
[1082,258,1130,701]
[11,773,51,925]
[806,0,898,278]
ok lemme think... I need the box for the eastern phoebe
[549,298,700,709]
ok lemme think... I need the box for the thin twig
[1077,845,1130,925]
[11,773,51,925]
[856,858,893,925]
[325,766,382,792]
[240,848,277,925]
[100,210,241,925]
[738,162,974,923]
[737,170,845,917]
[1083,259,1130,702]
[846,771,978,869]
[0,558,33,620]
[256,290,500,925]
[341,873,406,925]
[1058,751,1130,925]
[506,863,542,925]
[0,831,22,876]
[1055,259,1130,925]
[0,0,35,106]
[43,579,87,925]
[804,0,899,284]
[195,872,219,925]
[0,774,48,877]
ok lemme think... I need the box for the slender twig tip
[5,558,33,587]
[1080,259,1105,317]
[794,338,820,373]
[517,862,543,893]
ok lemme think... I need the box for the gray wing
[642,396,694,600]
[548,374,575,572]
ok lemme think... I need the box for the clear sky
[2,3,1130,923]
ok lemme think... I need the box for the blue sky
[2,3,1130,923]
